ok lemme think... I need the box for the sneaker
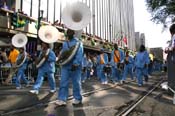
[26,83,30,87]
[29,90,39,94]
[16,87,21,90]
[101,82,105,84]
[50,90,56,93]
[72,99,82,105]
[55,100,66,106]
[104,81,108,84]
[82,80,85,83]
[114,82,119,85]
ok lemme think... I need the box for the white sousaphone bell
[38,25,63,43]
[12,33,28,48]
[62,2,91,31]
[12,33,28,67]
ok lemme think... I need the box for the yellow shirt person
[8,48,19,64]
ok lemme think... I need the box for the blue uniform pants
[122,65,133,81]
[33,70,56,90]
[111,67,121,82]
[58,67,82,101]
[16,69,29,87]
[136,68,145,85]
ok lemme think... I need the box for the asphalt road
[0,72,173,116]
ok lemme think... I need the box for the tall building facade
[135,32,146,51]
[12,0,135,50]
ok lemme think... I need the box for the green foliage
[91,38,96,46]
[146,0,175,27]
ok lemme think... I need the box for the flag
[123,37,127,45]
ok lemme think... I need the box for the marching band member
[134,45,149,86]
[110,44,124,84]
[121,51,134,83]
[15,47,29,89]
[86,55,93,80]
[30,42,56,94]
[81,54,88,83]
[92,54,98,78]
[55,29,84,106]
[97,48,108,84]
[143,49,150,82]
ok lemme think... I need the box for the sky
[133,0,171,49]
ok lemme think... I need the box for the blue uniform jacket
[125,55,134,67]
[87,59,93,68]
[97,53,109,65]
[61,37,83,68]
[18,52,28,70]
[110,49,124,67]
[135,51,150,68]
[82,56,88,68]
[39,49,56,73]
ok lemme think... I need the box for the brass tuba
[57,2,91,65]
[12,33,28,67]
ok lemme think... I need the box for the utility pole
[37,0,43,44]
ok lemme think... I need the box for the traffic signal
[11,13,18,28]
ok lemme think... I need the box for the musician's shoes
[72,99,82,105]
[82,80,85,83]
[114,82,119,85]
[55,100,66,106]
[120,80,125,84]
[50,90,56,93]
[29,90,39,94]
[26,83,30,87]
[104,81,108,84]
[16,87,21,90]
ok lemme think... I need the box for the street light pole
[37,0,41,44]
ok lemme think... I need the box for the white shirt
[170,34,175,47]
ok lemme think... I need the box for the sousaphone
[12,33,28,67]
[57,2,91,66]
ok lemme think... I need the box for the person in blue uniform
[55,29,84,106]
[30,42,56,94]
[86,55,93,80]
[96,49,109,84]
[121,51,134,83]
[110,44,124,84]
[15,47,29,89]
[81,54,87,83]
[142,50,150,82]
[134,45,149,86]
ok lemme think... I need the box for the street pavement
[0,72,171,116]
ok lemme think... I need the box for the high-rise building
[135,32,146,51]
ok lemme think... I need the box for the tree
[146,0,175,28]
